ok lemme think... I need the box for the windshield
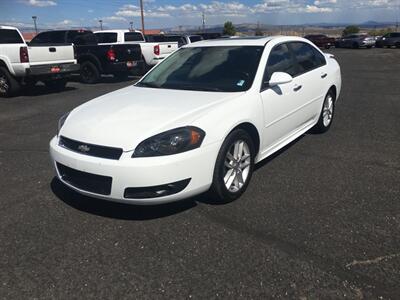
[137,46,263,92]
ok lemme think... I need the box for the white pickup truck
[94,30,178,71]
[0,26,79,97]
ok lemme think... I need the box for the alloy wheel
[0,74,9,94]
[323,94,334,127]
[223,140,251,192]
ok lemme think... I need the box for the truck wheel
[44,79,67,91]
[80,61,100,84]
[0,66,20,97]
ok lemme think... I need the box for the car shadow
[50,177,197,220]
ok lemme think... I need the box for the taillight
[20,46,29,63]
[153,44,160,56]
[106,49,116,61]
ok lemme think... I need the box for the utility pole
[130,21,134,31]
[32,16,38,34]
[99,19,103,30]
[202,12,205,33]
[140,0,145,34]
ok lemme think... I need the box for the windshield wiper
[167,84,225,92]
[135,81,160,88]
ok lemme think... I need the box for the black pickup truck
[29,30,143,83]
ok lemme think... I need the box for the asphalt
[0,48,399,299]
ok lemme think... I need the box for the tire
[312,90,335,134]
[366,46,372,49]
[80,61,100,84]
[396,43,400,49]
[0,66,20,97]
[44,79,67,91]
[209,129,255,203]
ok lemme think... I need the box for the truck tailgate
[27,44,75,66]
[158,42,178,56]
[112,44,142,62]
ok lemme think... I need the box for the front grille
[56,163,112,195]
[59,136,123,160]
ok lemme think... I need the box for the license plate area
[126,61,137,68]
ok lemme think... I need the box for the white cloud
[23,0,57,7]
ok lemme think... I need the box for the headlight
[133,126,205,157]
[57,112,70,136]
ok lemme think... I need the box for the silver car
[335,34,375,49]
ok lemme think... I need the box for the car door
[288,42,329,125]
[259,43,306,150]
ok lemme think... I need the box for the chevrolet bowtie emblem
[78,144,90,152]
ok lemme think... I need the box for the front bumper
[49,136,219,205]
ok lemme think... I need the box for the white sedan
[50,36,341,205]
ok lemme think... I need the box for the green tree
[342,25,360,36]
[223,21,236,36]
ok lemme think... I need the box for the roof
[0,25,18,30]
[184,36,304,47]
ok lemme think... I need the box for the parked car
[335,34,375,49]
[375,32,400,48]
[50,36,341,205]
[0,25,79,97]
[94,30,178,72]
[304,34,335,49]
[30,30,143,83]
[145,34,203,47]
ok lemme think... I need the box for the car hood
[60,85,243,151]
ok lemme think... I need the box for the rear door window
[0,29,24,44]
[289,42,325,76]
[124,32,144,42]
[95,32,117,43]
[30,31,66,44]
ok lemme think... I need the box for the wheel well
[329,85,337,101]
[0,59,7,68]
[231,122,260,155]
[78,56,101,72]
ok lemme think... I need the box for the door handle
[293,85,302,92]
[321,73,327,78]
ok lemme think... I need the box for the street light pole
[130,21,133,31]
[32,16,38,34]
[140,0,145,34]
[99,19,103,30]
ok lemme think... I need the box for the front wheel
[209,129,255,203]
[312,90,335,133]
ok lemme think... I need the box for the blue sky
[1,0,399,30]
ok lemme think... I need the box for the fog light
[124,179,191,199]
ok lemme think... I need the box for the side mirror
[268,72,293,87]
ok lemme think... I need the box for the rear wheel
[312,90,335,133]
[0,66,20,97]
[209,129,255,203]
[80,61,100,84]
